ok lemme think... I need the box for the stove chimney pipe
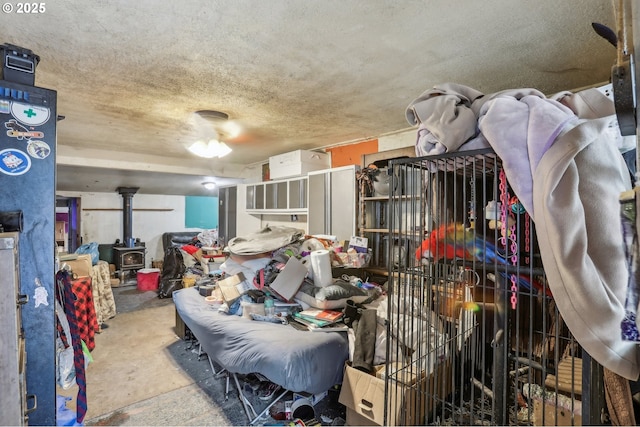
[117,187,139,247]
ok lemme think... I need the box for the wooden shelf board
[362,228,389,233]
[246,209,308,215]
[363,195,420,201]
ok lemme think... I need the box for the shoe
[242,374,262,395]
[258,382,281,401]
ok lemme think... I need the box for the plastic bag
[75,242,99,265]
[55,301,76,389]
[197,229,218,247]
[158,246,186,298]
[56,338,76,389]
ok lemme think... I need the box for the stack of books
[292,309,348,332]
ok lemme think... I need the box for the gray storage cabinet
[307,165,358,242]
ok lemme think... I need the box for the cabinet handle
[25,393,37,414]
[17,294,28,305]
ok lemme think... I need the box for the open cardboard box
[532,357,582,426]
[339,359,452,426]
[60,253,92,278]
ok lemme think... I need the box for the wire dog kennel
[382,149,605,426]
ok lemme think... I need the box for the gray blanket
[173,287,349,393]
[479,91,639,380]
[532,119,639,380]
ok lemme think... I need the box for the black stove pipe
[117,187,139,248]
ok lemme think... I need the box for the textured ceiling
[0,0,618,195]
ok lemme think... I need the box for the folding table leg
[233,373,258,422]
[207,355,231,399]
[248,388,288,425]
[207,355,217,375]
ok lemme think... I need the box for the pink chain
[524,212,530,265]
[499,169,518,310]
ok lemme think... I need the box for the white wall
[57,134,416,254]
[378,128,415,152]
[56,191,204,266]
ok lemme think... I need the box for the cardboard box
[175,308,188,340]
[63,254,92,278]
[346,408,373,426]
[533,399,582,426]
[269,149,330,179]
[339,360,452,426]
[532,356,582,426]
[55,221,66,241]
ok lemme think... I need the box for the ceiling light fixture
[202,182,216,190]
[188,110,237,158]
[188,139,232,158]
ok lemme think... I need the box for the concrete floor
[62,284,346,426]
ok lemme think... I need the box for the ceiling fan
[187,110,241,158]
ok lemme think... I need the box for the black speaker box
[1,43,39,86]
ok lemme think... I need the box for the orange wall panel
[326,139,378,168]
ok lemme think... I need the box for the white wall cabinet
[245,177,308,214]
[307,165,358,242]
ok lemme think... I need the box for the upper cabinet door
[307,165,358,241]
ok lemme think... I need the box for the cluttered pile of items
[175,226,381,332]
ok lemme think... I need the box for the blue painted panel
[185,196,218,229]
[0,81,57,425]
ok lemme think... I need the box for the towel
[478,92,578,216]
[553,87,636,154]
[532,118,638,380]
[406,83,488,157]
[480,89,639,379]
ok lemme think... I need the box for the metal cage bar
[383,149,599,426]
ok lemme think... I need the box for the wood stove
[113,246,145,279]
[114,186,146,281]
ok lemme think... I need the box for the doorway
[55,196,82,253]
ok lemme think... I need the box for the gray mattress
[173,287,349,394]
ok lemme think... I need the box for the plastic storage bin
[136,268,160,291]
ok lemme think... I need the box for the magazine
[297,308,343,323]
[309,322,348,333]
[291,314,348,332]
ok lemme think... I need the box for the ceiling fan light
[216,142,232,158]
[187,139,232,158]
[202,182,216,190]
[188,140,215,158]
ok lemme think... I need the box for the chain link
[500,169,518,310]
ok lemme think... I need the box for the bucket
[136,268,160,291]
[291,398,316,421]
